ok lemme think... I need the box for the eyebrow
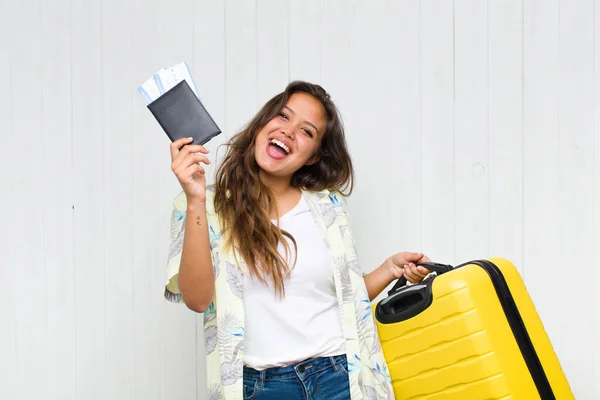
[283,105,320,135]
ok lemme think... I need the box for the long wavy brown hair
[214,81,354,296]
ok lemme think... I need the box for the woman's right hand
[170,137,211,203]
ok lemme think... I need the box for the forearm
[178,200,215,312]
[363,260,394,302]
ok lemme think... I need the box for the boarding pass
[138,61,200,104]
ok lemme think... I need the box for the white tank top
[242,195,346,370]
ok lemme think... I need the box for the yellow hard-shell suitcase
[373,258,574,400]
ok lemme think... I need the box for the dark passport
[147,80,221,146]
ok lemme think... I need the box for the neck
[259,172,302,219]
[259,171,294,198]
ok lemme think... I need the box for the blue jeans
[243,354,351,400]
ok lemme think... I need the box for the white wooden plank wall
[0,0,597,399]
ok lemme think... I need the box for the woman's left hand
[384,252,432,284]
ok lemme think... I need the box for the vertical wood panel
[522,0,564,384]
[319,0,362,267]
[488,1,523,268]
[319,0,359,280]
[351,0,390,270]
[595,2,600,395]
[193,0,227,173]
[130,0,168,398]
[152,1,199,399]
[71,0,107,397]
[378,0,421,258]
[101,0,136,398]
[41,0,76,397]
[289,0,321,83]
[320,0,355,120]
[454,0,489,262]
[0,0,17,397]
[225,0,257,135]
[350,0,422,277]
[154,0,195,64]
[556,0,595,394]
[9,0,47,397]
[595,3,600,397]
[192,1,227,398]
[257,0,289,105]
[419,0,455,262]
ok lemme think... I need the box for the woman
[165,81,432,400]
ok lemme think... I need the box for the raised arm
[168,137,215,312]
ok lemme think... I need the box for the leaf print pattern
[207,383,222,400]
[338,258,353,304]
[218,311,241,362]
[163,288,181,303]
[216,310,244,388]
[365,386,378,400]
[170,208,185,240]
[320,203,336,228]
[370,363,393,399]
[209,225,221,247]
[212,252,220,280]
[231,339,243,361]
[370,326,383,357]
[368,384,393,400]
[328,192,342,206]
[204,303,216,325]
[348,353,361,375]
[364,385,390,400]
[205,325,218,355]
[355,290,375,354]
[221,359,243,386]
[167,233,184,261]
[226,262,243,299]
[347,257,363,276]
[371,362,387,381]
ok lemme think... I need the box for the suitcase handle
[377,283,436,324]
[387,262,453,296]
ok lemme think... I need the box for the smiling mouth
[270,138,291,155]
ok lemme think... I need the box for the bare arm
[169,137,215,313]
[363,253,432,301]
[363,260,395,302]
[177,200,215,313]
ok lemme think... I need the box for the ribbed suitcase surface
[373,258,574,400]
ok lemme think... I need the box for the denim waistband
[243,354,347,382]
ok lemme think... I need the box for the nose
[281,128,294,140]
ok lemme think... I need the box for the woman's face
[254,92,327,185]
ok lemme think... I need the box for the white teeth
[270,139,290,154]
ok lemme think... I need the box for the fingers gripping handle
[387,262,453,296]
[377,262,454,324]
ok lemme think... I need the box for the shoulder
[324,188,350,210]
[303,187,347,200]
[302,188,349,208]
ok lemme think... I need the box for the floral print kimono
[165,185,395,399]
